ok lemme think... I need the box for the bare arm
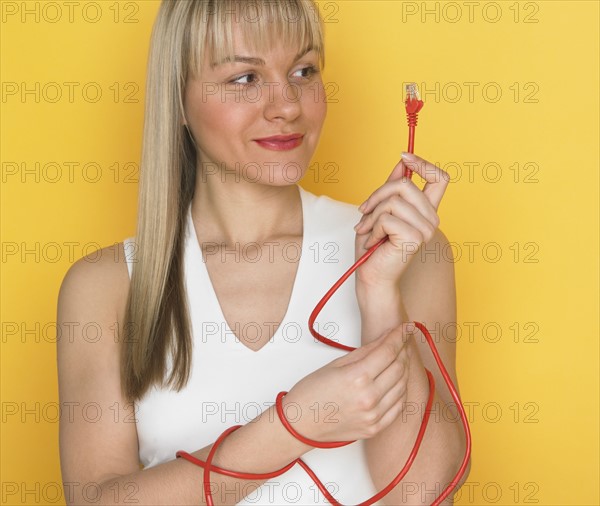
[356,229,471,505]
[57,244,314,506]
[94,401,314,506]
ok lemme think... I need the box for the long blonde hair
[121,0,326,402]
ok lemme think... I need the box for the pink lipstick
[253,133,304,151]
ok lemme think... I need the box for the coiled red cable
[176,84,472,506]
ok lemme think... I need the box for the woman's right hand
[282,323,413,443]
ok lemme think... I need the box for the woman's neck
[190,180,302,247]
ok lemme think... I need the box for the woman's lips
[253,135,304,151]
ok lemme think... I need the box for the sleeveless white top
[123,185,383,505]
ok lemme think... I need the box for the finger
[355,196,437,243]
[384,158,407,183]
[359,212,426,251]
[371,348,409,401]
[357,178,439,228]
[400,152,450,210]
[371,392,407,433]
[337,333,386,367]
[355,325,410,381]
[373,369,409,422]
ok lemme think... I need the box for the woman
[57,1,469,504]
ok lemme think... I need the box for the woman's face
[183,23,327,186]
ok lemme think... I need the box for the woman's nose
[262,81,302,122]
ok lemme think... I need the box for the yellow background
[1,1,598,505]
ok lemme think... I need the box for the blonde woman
[57,1,469,504]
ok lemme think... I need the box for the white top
[123,185,383,505]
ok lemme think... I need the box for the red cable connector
[176,83,471,506]
[404,83,424,178]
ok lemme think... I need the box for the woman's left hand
[354,152,450,291]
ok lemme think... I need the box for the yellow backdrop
[1,1,598,505]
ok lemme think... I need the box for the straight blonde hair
[121,0,326,402]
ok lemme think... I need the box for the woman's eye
[292,65,319,79]
[229,73,257,85]
[228,65,319,86]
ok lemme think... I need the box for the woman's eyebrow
[211,45,316,68]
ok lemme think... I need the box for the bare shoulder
[57,241,140,490]
[56,241,131,400]
[58,241,131,326]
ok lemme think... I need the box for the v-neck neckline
[186,185,309,353]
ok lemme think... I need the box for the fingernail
[358,202,367,212]
[401,152,416,160]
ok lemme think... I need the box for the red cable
[176,85,472,506]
